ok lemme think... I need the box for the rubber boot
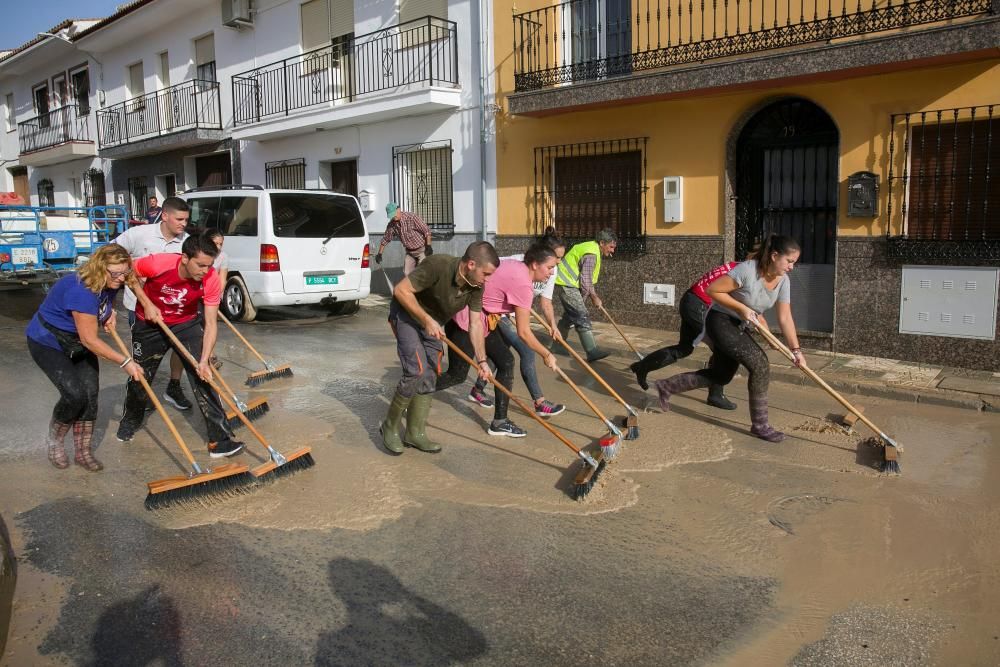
[403,393,442,453]
[749,394,785,442]
[72,421,103,472]
[552,322,573,356]
[579,329,610,362]
[630,359,651,391]
[653,372,712,412]
[380,392,411,455]
[46,418,72,469]
[707,384,737,410]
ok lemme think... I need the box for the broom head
[622,412,640,440]
[145,463,252,510]
[572,449,607,500]
[251,446,315,481]
[225,397,270,429]
[246,365,293,387]
[881,441,901,475]
[599,432,622,460]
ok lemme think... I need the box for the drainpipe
[477,0,493,242]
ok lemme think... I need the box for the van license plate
[306,275,339,285]
[12,248,38,265]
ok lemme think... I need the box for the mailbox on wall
[847,171,879,217]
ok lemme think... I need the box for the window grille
[533,137,648,252]
[83,169,106,207]
[127,176,149,219]
[392,140,454,231]
[265,158,306,189]
[887,104,1000,260]
[37,179,54,208]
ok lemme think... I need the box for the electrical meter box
[663,176,683,222]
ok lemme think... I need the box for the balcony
[510,0,1000,115]
[96,80,224,159]
[232,16,460,141]
[18,105,97,167]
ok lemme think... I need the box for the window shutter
[128,63,144,96]
[195,34,216,66]
[301,0,330,50]
[399,0,446,23]
[329,0,354,39]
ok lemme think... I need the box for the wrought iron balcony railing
[233,16,458,126]
[18,105,92,155]
[513,0,995,91]
[96,80,222,149]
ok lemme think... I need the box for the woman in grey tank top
[651,235,806,443]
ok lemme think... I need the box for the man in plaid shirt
[375,202,434,276]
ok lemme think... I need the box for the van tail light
[260,244,280,272]
[362,243,370,269]
[0,253,10,263]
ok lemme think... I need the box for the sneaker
[116,420,139,442]
[487,419,527,438]
[534,399,565,417]
[163,380,193,411]
[467,387,494,409]
[208,438,245,458]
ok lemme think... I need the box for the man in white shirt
[113,196,192,410]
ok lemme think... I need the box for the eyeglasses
[107,268,132,279]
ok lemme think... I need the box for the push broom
[531,310,641,440]
[157,322,315,482]
[110,329,252,510]
[597,304,645,361]
[217,312,293,387]
[444,336,606,499]
[553,366,623,460]
[754,323,902,473]
[211,366,270,430]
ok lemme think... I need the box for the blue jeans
[474,316,544,401]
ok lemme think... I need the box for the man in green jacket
[553,229,617,362]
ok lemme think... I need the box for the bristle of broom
[881,443,901,475]
[599,433,622,460]
[225,400,270,429]
[572,451,607,500]
[245,366,293,387]
[144,471,254,510]
[621,415,640,441]
[252,450,315,484]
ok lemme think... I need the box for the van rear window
[269,193,364,238]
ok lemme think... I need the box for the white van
[180,186,371,321]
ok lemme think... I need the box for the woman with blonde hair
[26,244,161,470]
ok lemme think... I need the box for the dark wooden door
[196,153,232,188]
[329,160,357,197]
[11,168,29,205]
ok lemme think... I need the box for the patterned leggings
[698,309,770,399]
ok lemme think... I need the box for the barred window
[888,104,1000,259]
[533,137,647,251]
[265,158,306,189]
[127,176,149,219]
[83,168,106,207]
[392,140,454,231]
[37,179,54,207]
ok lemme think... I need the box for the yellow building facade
[491,0,1000,368]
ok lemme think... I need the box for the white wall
[26,157,109,208]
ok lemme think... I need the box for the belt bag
[37,313,90,360]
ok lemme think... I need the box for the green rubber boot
[552,322,573,356]
[579,329,610,362]
[380,391,411,455]
[403,393,442,454]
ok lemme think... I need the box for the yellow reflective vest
[555,240,601,289]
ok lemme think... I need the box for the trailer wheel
[223,276,257,322]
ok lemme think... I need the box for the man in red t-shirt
[630,262,740,410]
[116,234,244,458]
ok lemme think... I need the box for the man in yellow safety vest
[553,229,617,362]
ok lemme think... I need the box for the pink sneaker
[534,399,565,417]
[467,388,494,409]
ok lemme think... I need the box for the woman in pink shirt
[438,243,561,438]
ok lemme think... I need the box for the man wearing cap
[375,203,433,276]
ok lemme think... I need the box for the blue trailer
[0,205,127,289]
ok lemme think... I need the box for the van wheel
[327,300,360,316]
[223,276,257,322]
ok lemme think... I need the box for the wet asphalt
[2,291,999,666]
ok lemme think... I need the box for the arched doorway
[735,98,838,333]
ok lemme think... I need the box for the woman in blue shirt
[26,244,160,470]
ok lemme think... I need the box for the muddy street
[1,293,999,666]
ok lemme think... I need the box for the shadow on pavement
[314,557,487,666]
[89,584,183,667]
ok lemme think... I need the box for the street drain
[767,494,853,535]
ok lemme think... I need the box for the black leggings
[28,338,100,423]
[441,320,515,423]
[696,310,770,400]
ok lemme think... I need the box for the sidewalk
[586,319,1000,413]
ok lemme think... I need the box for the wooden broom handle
[597,304,643,358]
[555,366,613,425]
[155,321,273,449]
[109,328,200,468]
[530,309,632,410]
[443,336,584,456]
[217,311,269,366]
[754,323,891,440]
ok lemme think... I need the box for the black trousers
[28,338,100,423]
[122,318,232,442]
[441,320,514,423]
[696,310,770,399]
[639,289,730,376]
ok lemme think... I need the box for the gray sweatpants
[388,301,443,397]
[555,285,593,332]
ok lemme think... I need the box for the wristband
[119,356,132,368]
[477,359,488,365]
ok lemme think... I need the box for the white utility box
[644,283,675,306]
[663,176,683,222]
[899,265,999,340]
